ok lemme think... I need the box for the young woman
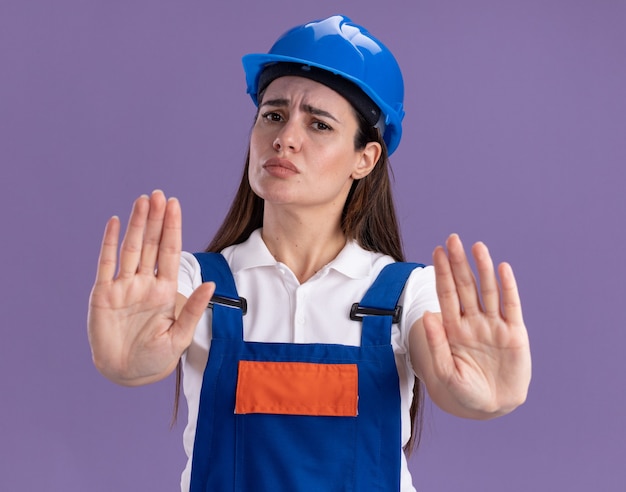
[88,15,531,492]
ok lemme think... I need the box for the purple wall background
[1,1,624,490]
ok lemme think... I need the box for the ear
[351,141,382,180]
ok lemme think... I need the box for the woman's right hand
[87,190,215,386]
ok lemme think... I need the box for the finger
[118,195,150,278]
[433,244,462,329]
[472,242,500,318]
[155,196,183,281]
[446,234,481,316]
[499,262,524,326]
[95,216,120,283]
[170,282,216,349]
[137,190,167,275]
[422,311,455,381]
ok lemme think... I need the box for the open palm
[87,191,214,386]
[421,234,531,417]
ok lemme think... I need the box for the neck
[262,203,347,283]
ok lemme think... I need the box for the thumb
[171,282,216,349]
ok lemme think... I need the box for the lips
[262,157,299,177]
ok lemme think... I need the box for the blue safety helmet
[242,15,405,155]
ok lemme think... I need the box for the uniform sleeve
[399,265,440,349]
[178,251,203,298]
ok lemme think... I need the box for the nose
[273,119,302,153]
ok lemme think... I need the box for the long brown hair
[173,109,424,453]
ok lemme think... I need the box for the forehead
[260,76,353,111]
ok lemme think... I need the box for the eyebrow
[260,98,340,123]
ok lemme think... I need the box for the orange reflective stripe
[235,361,358,417]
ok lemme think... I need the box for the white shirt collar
[227,228,384,280]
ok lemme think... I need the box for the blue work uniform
[189,252,422,492]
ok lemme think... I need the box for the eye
[312,120,332,131]
[261,111,283,122]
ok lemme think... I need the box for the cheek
[249,121,276,154]
[249,129,265,166]
[249,126,260,152]
[247,133,268,196]
[319,149,360,181]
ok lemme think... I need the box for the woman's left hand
[412,234,531,419]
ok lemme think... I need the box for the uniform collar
[228,229,382,280]
[326,240,381,279]
[228,229,276,273]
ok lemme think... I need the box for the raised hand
[87,190,215,386]
[412,234,531,419]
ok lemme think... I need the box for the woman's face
[248,76,379,213]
